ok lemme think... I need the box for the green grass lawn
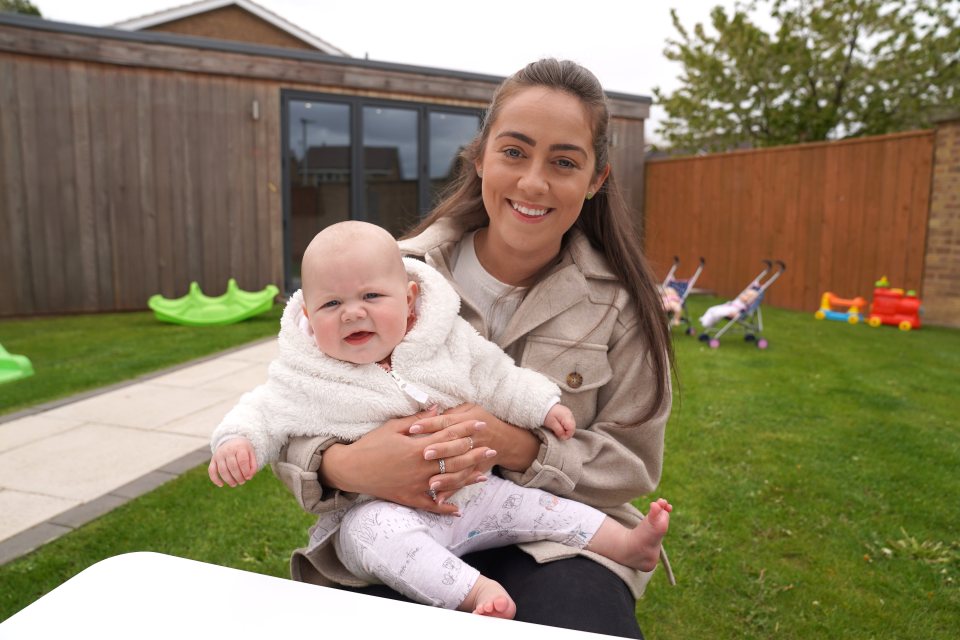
[1,296,958,637]
[0,306,282,417]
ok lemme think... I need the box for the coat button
[566,372,583,389]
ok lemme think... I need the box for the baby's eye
[320,300,340,309]
[363,292,382,300]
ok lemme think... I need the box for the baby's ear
[301,304,309,319]
[407,281,419,310]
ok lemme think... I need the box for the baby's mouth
[344,331,374,345]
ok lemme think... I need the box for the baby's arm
[543,403,576,440]
[208,437,258,487]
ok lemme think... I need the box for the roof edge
[111,0,350,57]
[0,12,651,106]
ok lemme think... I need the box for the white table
[0,552,615,638]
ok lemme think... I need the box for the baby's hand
[208,438,258,487]
[543,404,576,440]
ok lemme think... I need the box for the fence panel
[644,131,935,312]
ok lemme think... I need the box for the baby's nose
[342,304,367,322]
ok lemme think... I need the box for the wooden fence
[643,130,935,312]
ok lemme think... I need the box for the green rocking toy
[148,279,279,327]
[0,343,34,385]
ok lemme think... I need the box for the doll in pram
[698,260,786,349]
[660,256,705,335]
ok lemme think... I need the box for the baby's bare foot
[625,498,672,571]
[459,576,516,619]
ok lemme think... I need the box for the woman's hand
[319,407,495,515]
[410,403,541,489]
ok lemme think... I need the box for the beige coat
[275,218,673,596]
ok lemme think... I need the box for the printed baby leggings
[336,475,607,609]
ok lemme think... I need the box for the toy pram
[698,260,786,349]
[660,256,705,335]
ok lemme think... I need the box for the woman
[274,59,673,638]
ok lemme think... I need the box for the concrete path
[0,338,276,565]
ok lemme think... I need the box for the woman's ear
[591,163,611,195]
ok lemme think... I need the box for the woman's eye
[504,148,522,159]
[556,158,577,169]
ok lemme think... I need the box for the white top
[451,231,527,344]
[0,552,619,638]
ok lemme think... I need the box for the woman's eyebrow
[549,143,588,157]
[496,131,536,146]
[495,131,587,157]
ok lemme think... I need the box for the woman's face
[475,86,608,266]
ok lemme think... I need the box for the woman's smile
[510,200,552,218]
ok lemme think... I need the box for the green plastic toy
[0,343,34,385]
[148,279,280,327]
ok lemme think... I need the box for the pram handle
[775,260,786,271]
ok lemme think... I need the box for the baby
[209,221,671,619]
[699,288,760,328]
[660,284,683,326]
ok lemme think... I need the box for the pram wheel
[744,333,756,342]
[698,333,709,342]
[709,339,720,349]
[686,326,696,336]
[757,338,769,349]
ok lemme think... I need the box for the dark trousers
[339,545,643,639]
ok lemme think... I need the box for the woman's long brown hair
[403,59,673,426]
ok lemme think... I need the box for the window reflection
[363,106,418,237]
[288,100,350,288]
[429,112,481,206]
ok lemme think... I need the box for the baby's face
[302,250,416,365]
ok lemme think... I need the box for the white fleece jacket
[210,258,561,469]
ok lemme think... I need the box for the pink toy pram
[660,256,705,336]
[698,260,786,349]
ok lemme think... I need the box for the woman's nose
[517,163,549,195]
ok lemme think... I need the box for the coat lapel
[498,263,589,350]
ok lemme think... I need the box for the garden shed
[0,9,652,317]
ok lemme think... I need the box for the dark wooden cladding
[644,131,935,312]
[0,19,651,317]
[0,54,284,314]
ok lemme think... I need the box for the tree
[0,0,42,16]
[653,0,960,152]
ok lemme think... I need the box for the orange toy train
[867,276,921,331]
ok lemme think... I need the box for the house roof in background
[110,0,350,56]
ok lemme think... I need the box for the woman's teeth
[512,201,548,217]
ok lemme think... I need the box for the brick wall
[922,116,960,328]
[145,5,316,51]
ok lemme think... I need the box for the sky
[30,0,755,144]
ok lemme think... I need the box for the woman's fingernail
[453,511,462,518]
[430,482,441,490]
[409,424,422,434]
[476,475,488,483]
[485,449,497,458]
[474,421,487,429]
[424,450,437,460]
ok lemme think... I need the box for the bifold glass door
[282,92,480,291]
